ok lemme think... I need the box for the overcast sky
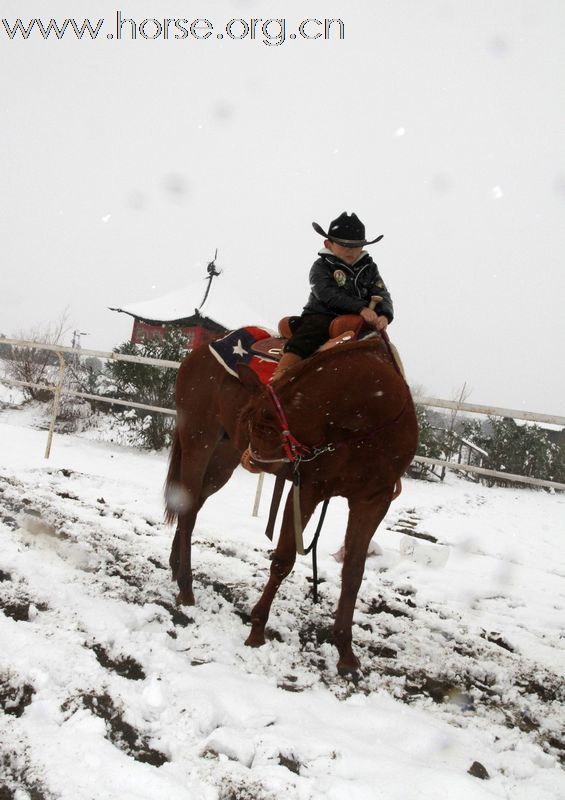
[1,0,564,415]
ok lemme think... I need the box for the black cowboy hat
[312,212,383,248]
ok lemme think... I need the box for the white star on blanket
[232,339,247,357]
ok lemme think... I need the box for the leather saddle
[250,314,367,362]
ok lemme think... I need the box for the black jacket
[302,250,394,322]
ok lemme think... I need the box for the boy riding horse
[272,210,394,381]
[241,212,395,472]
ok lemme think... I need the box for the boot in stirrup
[270,352,302,383]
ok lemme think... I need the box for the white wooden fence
[1,337,564,491]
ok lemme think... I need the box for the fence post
[44,351,66,459]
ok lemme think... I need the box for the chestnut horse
[165,336,418,672]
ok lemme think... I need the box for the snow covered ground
[1,402,564,800]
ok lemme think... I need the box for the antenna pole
[198,249,221,310]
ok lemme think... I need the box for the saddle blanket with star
[209,327,280,384]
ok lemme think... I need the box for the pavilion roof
[110,273,274,332]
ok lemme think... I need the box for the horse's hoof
[337,653,361,677]
[176,590,195,606]
[337,663,361,680]
[244,631,266,648]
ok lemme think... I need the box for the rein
[266,384,311,463]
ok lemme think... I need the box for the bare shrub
[5,315,70,401]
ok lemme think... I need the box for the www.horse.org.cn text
[2,13,346,47]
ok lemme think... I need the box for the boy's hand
[360,308,388,331]
[360,307,378,325]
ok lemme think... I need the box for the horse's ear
[236,363,264,394]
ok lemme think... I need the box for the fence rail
[0,337,563,490]
[413,456,565,492]
[0,376,176,416]
[0,337,181,456]
[416,395,565,427]
[0,338,181,369]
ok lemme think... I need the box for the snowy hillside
[1,408,564,800]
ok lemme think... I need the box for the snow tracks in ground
[0,465,564,800]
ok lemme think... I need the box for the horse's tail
[164,427,182,525]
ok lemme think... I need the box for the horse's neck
[286,351,407,436]
[328,387,403,433]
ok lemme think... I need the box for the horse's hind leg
[245,484,319,647]
[174,438,240,605]
[174,449,205,605]
[173,439,216,605]
[170,527,182,580]
[333,488,394,673]
[199,438,241,504]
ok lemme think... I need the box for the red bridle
[265,384,311,463]
[247,384,312,465]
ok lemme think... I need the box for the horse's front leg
[245,483,319,648]
[333,488,394,674]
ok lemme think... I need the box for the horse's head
[236,365,298,471]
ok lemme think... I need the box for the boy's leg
[270,314,333,382]
[271,351,302,382]
[283,314,333,358]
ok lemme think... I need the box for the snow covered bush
[103,330,189,450]
[461,417,562,487]
[409,406,443,480]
